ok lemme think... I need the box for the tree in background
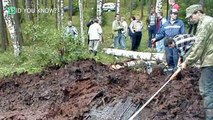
[155,0,163,14]
[116,0,120,15]
[0,1,8,51]
[35,0,40,22]
[13,0,23,50]
[61,0,64,28]
[57,0,60,30]
[2,0,22,56]
[79,0,85,45]
[97,0,103,24]
[69,0,73,20]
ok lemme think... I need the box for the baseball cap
[172,9,178,13]
[186,4,203,18]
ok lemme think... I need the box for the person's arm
[98,25,103,42]
[184,24,211,66]
[112,21,120,31]
[73,26,78,38]
[154,24,166,42]
[129,21,135,33]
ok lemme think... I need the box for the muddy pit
[0,59,204,120]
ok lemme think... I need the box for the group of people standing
[112,14,144,51]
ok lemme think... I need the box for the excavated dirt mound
[0,59,204,120]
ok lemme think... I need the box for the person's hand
[152,38,156,43]
[180,61,187,70]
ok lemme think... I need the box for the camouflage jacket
[185,15,213,67]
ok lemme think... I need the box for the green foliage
[23,21,49,42]
[0,21,89,78]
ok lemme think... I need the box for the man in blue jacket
[152,9,185,70]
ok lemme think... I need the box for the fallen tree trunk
[103,48,165,61]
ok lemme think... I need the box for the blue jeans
[165,47,179,69]
[148,25,156,48]
[156,38,165,52]
[114,33,126,49]
[199,67,213,120]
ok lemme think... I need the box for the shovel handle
[169,67,181,80]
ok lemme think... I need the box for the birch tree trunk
[96,0,103,24]
[0,0,8,51]
[69,0,73,20]
[79,0,85,45]
[155,0,163,14]
[57,0,61,30]
[61,0,64,28]
[36,0,40,22]
[116,0,120,15]
[3,1,21,56]
[55,0,58,28]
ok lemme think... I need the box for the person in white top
[129,16,143,51]
[120,17,128,37]
[88,19,103,55]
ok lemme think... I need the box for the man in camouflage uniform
[181,4,213,120]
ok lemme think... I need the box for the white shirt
[121,21,128,36]
[88,23,102,40]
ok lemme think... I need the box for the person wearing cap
[181,4,213,120]
[64,21,78,40]
[88,18,103,56]
[166,34,196,64]
[152,9,185,70]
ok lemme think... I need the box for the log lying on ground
[103,48,165,61]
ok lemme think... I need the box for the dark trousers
[148,25,156,48]
[131,32,142,51]
[199,67,213,120]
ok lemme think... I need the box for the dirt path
[0,59,204,120]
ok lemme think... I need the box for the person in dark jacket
[152,9,185,69]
